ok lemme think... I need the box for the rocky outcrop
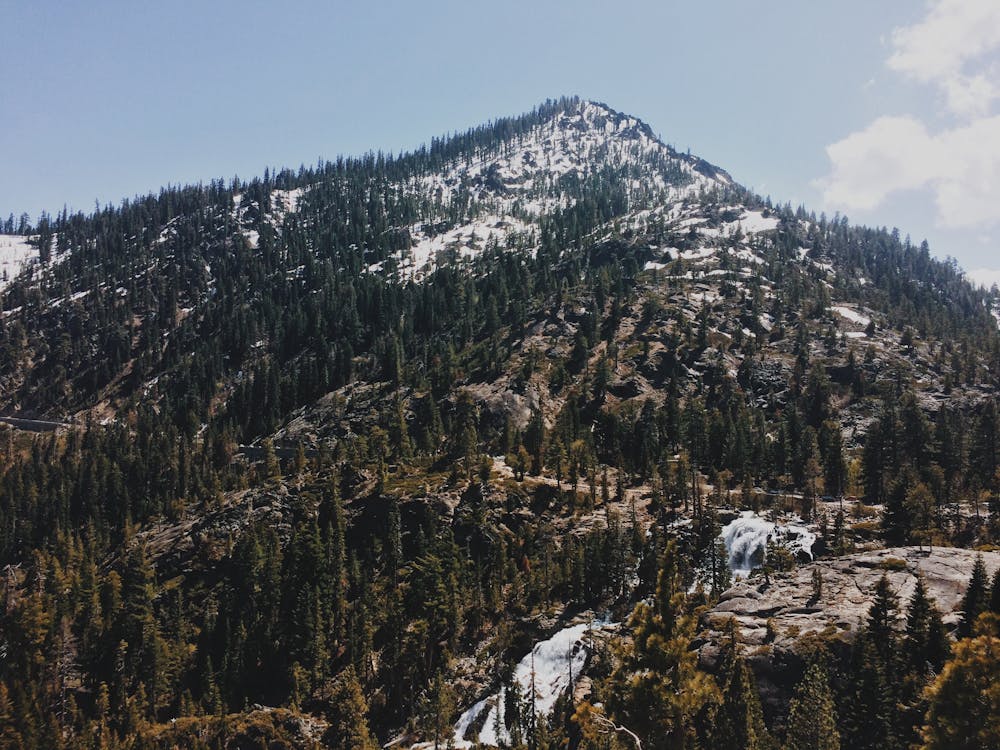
[698,546,1000,718]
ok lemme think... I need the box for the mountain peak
[366,98,733,280]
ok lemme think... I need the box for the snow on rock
[735,210,780,234]
[0,235,39,291]
[270,188,305,221]
[385,100,730,281]
[455,618,616,746]
[679,247,717,261]
[721,511,817,578]
[232,188,307,249]
[830,305,871,327]
[396,214,532,280]
[698,210,779,239]
[419,101,726,212]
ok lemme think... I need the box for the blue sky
[2,1,998,281]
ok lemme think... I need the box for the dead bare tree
[592,712,642,750]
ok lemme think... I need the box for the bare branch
[592,712,642,750]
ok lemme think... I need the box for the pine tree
[201,655,222,715]
[810,567,824,604]
[844,576,901,750]
[605,539,721,749]
[713,619,771,750]
[785,661,840,750]
[919,623,1000,750]
[867,574,900,660]
[327,474,348,645]
[324,667,378,750]
[420,670,456,750]
[262,437,281,479]
[958,555,989,638]
[905,576,949,675]
[897,576,951,749]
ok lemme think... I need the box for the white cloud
[887,0,1000,117]
[820,0,1000,229]
[819,116,937,211]
[820,115,1000,228]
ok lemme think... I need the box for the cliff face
[698,546,1000,715]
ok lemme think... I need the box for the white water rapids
[720,511,816,577]
[453,618,616,747]
[447,512,814,747]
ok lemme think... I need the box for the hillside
[2,97,1000,750]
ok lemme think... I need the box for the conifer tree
[605,539,721,749]
[785,661,840,750]
[905,576,949,675]
[324,667,378,750]
[958,555,989,638]
[326,474,348,645]
[867,574,899,656]
[713,619,771,750]
[919,619,1000,750]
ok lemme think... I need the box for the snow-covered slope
[232,187,307,249]
[0,234,39,291]
[387,101,733,280]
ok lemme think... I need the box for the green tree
[905,576,949,675]
[323,667,378,750]
[958,555,989,639]
[785,661,840,750]
[919,619,1000,750]
[605,540,721,749]
[712,619,771,750]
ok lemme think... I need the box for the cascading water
[720,511,817,577]
[453,618,616,747]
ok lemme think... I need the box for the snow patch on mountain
[0,235,38,291]
[384,101,731,280]
[735,210,780,234]
[0,234,68,293]
[417,101,726,215]
[395,214,534,279]
[698,209,779,239]
[831,305,871,327]
[232,188,307,249]
[270,188,305,221]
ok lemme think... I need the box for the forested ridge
[2,98,1000,749]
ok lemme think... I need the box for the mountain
[2,97,1000,749]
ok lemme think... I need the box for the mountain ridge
[2,96,1000,749]
[0,97,995,424]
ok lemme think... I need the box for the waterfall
[454,618,616,747]
[720,511,816,577]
